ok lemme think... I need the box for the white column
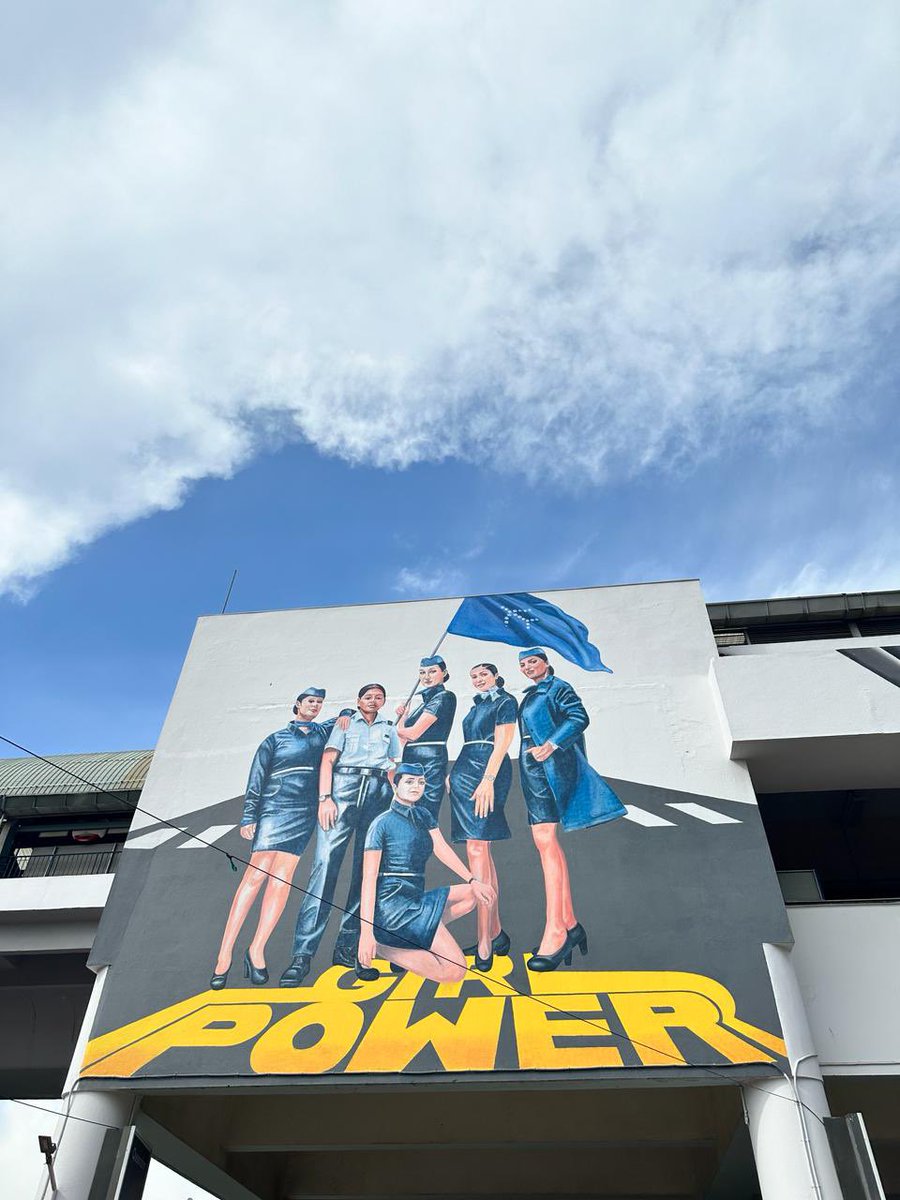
[744,942,843,1200]
[34,1089,133,1200]
[34,966,135,1200]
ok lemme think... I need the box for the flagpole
[396,624,453,725]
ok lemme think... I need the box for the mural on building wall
[81,586,791,1082]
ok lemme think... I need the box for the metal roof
[707,588,900,628]
[0,749,152,798]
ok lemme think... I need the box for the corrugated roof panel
[0,750,153,798]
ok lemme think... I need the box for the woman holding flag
[447,592,626,972]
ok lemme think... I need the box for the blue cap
[296,687,326,700]
[517,647,548,661]
[420,655,446,669]
[394,763,426,781]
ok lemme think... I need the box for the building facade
[2,581,899,1199]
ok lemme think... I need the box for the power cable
[0,732,826,1129]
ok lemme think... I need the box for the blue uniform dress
[241,719,337,857]
[448,687,517,844]
[518,674,626,832]
[400,684,457,821]
[365,799,450,951]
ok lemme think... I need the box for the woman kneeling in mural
[210,688,348,990]
[449,662,517,972]
[358,763,495,983]
[518,648,626,973]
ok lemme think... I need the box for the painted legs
[530,821,576,956]
[377,884,477,983]
[466,840,501,959]
[214,849,299,974]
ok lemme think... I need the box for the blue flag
[447,592,611,672]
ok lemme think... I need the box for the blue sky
[2,408,897,758]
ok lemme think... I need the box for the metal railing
[0,844,124,879]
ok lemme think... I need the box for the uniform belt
[408,741,447,747]
[272,766,315,774]
[335,765,388,779]
[378,871,420,878]
[521,735,534,742]
[462,739,494,746]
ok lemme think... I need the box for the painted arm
[396,709,438,743]
[241,735,274,831]
[358,848,382,967]
[430,829,496,905]
[318,748,340,831]
[472,723,516,818]
[544,682,590,751]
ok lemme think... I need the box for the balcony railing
[0,844,124,880]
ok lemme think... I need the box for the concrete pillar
[34,966,135,1200]
[34,1089,133,1200]
[744,942,843,1200]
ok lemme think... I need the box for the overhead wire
[0,731,826,1131]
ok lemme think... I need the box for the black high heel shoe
[389,962,406,976]
[210,966,230,990]
[473,946,494,972]
[566,922,588,958]
[463,929,510,958]
[530,924,588,958]
[244,949,268,986]
[526,941,572,972]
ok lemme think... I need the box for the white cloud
[2,0,899,593]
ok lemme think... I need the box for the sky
[0,1,899,1194]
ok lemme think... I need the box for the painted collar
[417,683,445,703]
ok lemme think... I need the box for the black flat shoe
[355,957,379,982]
[244,950,268,986]
[389,962,406,975]
[209,968,229,990]
[463,930,510,957]
[526,941,572,972]
[279,954,311,987]
[473,947,494,972]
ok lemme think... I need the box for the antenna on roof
[221,569,238,614]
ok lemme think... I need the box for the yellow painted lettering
[610,991,775,1066]
[511,993,623,1069]
[348,997,505,1072]
[82,1002,272,1078]
[250,1002,365,1074]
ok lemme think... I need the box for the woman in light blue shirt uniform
[358,764,495,984]
[210,688,346,990]
[396,655,457,821]
[518,647,626,974]
[448,663,517,972]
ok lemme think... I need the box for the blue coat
[518,674,626,832]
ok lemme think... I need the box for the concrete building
[2,583,899,1200]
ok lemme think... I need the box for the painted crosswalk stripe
[666,802,741,825]
[126,827,181,850]
[177,824,236,849]
[623,805,677,827]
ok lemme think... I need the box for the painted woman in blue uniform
[517,648,626,972]
[210,688,346,989]
[448,663,517,971]
[358,764,496,984]
[396,655,457,821]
